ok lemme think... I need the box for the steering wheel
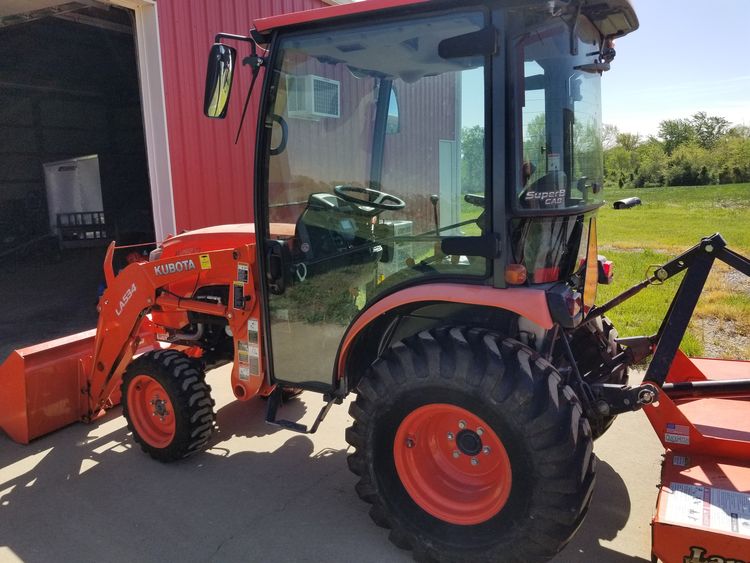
[334,185,405,216]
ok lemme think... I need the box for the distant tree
[690,112,730,149]
[727,124,750,139]
[604,145,638,188]
[665,144,712,186]
[633,138,667,187]
[522,113,547,180]
[616,132,640,151]
[713,134,750,183]
[461,125,485,193]
[601,123,619,149]
[573,118,603,180]
[603,114,749,187]
[658,118,696,155]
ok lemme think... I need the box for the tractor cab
[204,0,636,390]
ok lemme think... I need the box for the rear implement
[647,353,750,562]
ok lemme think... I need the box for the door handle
[266,239,292,295]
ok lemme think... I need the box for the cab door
[257,10,493,390]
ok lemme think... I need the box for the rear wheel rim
[127,374,176,448]
[394,403,512,526]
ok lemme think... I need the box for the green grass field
[597,183,750,358]
[598,183,750,253]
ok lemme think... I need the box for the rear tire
[346,327,595,562]
[122,349,215,462]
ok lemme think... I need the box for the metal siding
[157,0,325,232]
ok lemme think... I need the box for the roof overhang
[580,0,638,39]
[254,0,431,35]
[254,0,639,39]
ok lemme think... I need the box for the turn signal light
[505,264,527,285]
[597,255,614,284]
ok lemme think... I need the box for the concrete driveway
[0,365,663,562]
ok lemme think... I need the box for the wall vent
[287,74,340,119]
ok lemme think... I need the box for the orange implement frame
[0,241,264,444]
[645,352,750,562]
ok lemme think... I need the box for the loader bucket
[0,330,96,444]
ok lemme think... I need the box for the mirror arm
[214,32,255,44]
[233,37,267,144]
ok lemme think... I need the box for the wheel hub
[151,397,169,420]
[456,429,482,456]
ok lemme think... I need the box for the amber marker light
[505,264,527,285]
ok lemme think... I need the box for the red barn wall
[157,0,326,233]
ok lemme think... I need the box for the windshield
[264,9,489,289]
[512,15,604,213]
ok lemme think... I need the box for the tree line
[604,112,750,188]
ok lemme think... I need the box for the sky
[601,0,750,137]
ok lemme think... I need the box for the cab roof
[254,0,638,39]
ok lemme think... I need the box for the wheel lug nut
[458,420,466,429]
[476,427,484,436]
[452,450,460,459]
[483,446,491,455]
[405,437,415,449]
[471,458,479,466]
[447,432,454,441]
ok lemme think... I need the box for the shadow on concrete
[553,459,650,563]
[0,396,650,563]
[212,393,309,443]
[0,406,406,563]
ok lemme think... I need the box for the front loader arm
[86,242,260,418]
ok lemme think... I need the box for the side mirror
[203,43,236,119]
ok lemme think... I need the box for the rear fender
[336,284,553,389]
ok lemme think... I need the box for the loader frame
[0,241,271,444]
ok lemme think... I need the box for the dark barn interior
[0,3,154,359]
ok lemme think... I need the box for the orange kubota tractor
[2,1,750,561]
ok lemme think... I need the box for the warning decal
[672,455,689,467]
[665,422,690,445]
[664,482,750,536]
[199,254,212,270]
[237,262,249,283]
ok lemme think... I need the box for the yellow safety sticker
[199,254,212,269]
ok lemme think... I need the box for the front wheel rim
[393,403,512,526]
[127,374,176,448]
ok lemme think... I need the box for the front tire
[122,349,215,462]
[346,327,595,562]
